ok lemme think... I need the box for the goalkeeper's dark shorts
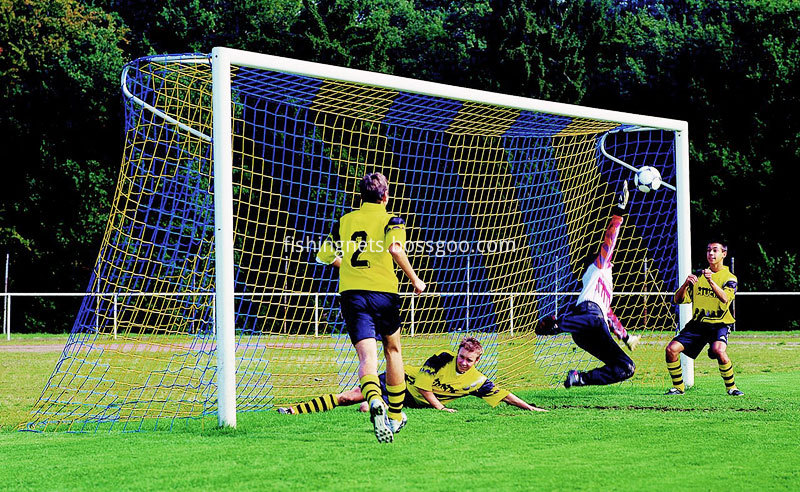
[672,320,732,359]
[340,290,401,345]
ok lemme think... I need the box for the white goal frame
[208,47,692,428]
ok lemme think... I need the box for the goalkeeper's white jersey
[576,214,623,319]
[577,262,613,318]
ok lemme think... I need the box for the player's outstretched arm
[417,388,456,412]
[591,181,628,269]
[316,220,342,267]
[593,215,624,270]
[389,242,426,294]
[502,393,547,412]
[608,310,627,341]
[607,310,639,350]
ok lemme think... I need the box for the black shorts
[672,320,732,359]
[340,290,401,345]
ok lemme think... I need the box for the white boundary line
[2,291,797,298]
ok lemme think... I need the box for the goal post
[210,44,694,400]
[24,47,692,432]
[214,48,687,130]
[211,50,237,428]
[674,128,694,388]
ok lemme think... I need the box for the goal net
[24,48,689,432]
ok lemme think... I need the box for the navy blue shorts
[340,290,401,345]
[557,301,635,385]
[672,320,732,359]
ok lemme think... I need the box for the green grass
[0,332,70,343]
[1,332,799,491]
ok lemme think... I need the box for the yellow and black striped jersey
[316,202,406,294]
[678,265,737,324]
[405,350,510,407]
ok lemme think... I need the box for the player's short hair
[458,337,483,356]
[360,173,388,203]
[707,241,728,252]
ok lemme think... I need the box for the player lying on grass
[278,337,547,417]
[664,241,743,396]
[535,181,640,388]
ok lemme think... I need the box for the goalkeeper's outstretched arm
[608,310,639,351]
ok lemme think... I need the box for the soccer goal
[24,47,692,432]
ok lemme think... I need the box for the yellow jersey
[678,265,737,324]
[316,202,406,294]
[405,350,510,407]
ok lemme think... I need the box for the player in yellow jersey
[664,241,743,396]
[277,337,547,415]
[316,173,426,443]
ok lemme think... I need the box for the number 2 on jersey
[350,231,370,268]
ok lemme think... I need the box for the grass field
[1,332,799,491]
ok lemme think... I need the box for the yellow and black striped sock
[360,374,382,405]
[386,382,406,422]
[667,360,685,392]
[293,394,338,415]
[719,361,737,391]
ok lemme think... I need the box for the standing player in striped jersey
[316,172,426,443]
[664,242,743,396]
[277,337,547,415]
[535,182,640,388]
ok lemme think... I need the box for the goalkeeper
[316,172,426,443]
[278,337,547,415]
[535,182,640,388]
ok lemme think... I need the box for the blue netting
[25,54,680,432]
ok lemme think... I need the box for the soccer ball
[634,166,662,193]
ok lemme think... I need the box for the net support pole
[509,294,515,337]
[731,257,736,332]
[466,256,471,332]
[4,296,9,341]
[4,253,9,340]
[212,48,237,428]
[314,294,319,337]
[675,128,694,388]
[410,295,415,337]
[113,293,118,340]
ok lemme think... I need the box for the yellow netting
[25,57,679,431]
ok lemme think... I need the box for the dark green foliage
[587,0,800,328]
[1,0,797,332]
[0,0,127,331]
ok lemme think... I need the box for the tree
[485,0,613,102]
[586,0,800,327]
[89,0,305,55]
[0,0,128,331]
[3,0,797,331]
